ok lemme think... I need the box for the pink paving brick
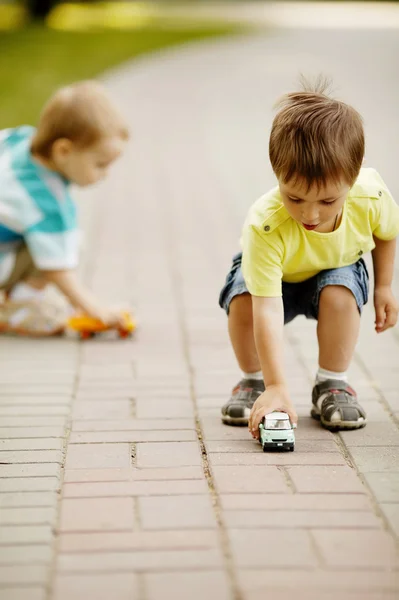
[138,495,217,529]
[312,529,399,568]
[223,509,381,528]
[58,529,218,553]
[211,465,290,493]
[208,451,347,466]
[136,442,202,468]
[53,573,138,600]
[228,529,318,568]
[59,498,135,532]
[64,466,204,483]
[220,493,374,511]
[144,571,232,600]
[57,548,224,572]
[287,466,367,493]
[64,444,131,469]
[62,479,208,498]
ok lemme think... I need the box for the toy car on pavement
[67,311,136,339]
[259,411,295,452]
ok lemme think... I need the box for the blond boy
[219,80,399,433]
[0,81,128,335]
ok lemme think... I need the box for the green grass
[0,23,240,128]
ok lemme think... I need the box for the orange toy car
[67,311,136,340]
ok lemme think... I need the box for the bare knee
[229,293,253,327]
[319,285,357,313]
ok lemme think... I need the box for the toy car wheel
[262,444,268,453]
[119,329,130,339]
[81,331,93,340]
[290,446,294,452]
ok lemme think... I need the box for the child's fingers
[374,303,386,331]
[381,305,398,332]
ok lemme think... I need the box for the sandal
[0,299,66,337]
[311,379,367,431]
[221,378,265,426]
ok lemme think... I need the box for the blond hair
[269,76,364,189]
[31,81,129,158]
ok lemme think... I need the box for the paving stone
[0,417,66,427]
[228,529,318,567]
[220,493,374,511]
[69,430,196,443]
[59,498,135,532]
[380,503,399,537]
[363,472,399,502]
[0,396,70,406]
[136,442,202,468]
[0,525,53,545]
[0,478,60,493]
[136,399,194,419]
[237,569,399,593]
[312,529,399,568]
[57,548,223,572]
[349,447,399,472]
[138,495,217,529]
[58,529,218,552]
[208,451,347,466]
[144,571,232,600]
[340,422,399,446]
[62,479,208,498]
[0,406,70,416]
[0,588,46,600]
[223,509,381,528]
[72,419,195,432]
[287,466,367,493]
[0,492,58,508]
[0,564,48,585]
[0,439,64,451]
[72,401,133,420]
[64,444,131,469]
[0,545,52,565]
[0,428,65,439]
[53,573,138,600]
[211,465,290,493]
[0,450,63,464]
[0,464,61,478]
[64,466,204,483]
[0,506,57,526]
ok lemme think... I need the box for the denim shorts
[219,252,369,323]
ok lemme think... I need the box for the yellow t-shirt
[241,168,399,297]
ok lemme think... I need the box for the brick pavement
[1,25,399,600]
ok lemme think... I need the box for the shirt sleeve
[370,171,399,240]
[241,224,284,297]
[24,191,79,272]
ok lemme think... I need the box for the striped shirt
[0,126,79,285]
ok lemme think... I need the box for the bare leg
[317,285,360,371]
[21,276,47,290]
[228,293,261,373]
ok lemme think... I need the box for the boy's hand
[374,285,398,333]
[94,308,128,329]
[248,384,298,440]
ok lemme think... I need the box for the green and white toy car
[259,412,295,452]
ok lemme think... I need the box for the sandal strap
[313,379,365,422]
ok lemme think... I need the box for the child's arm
[372,236,398,333]
[44,269,125,327]
[248,295,298,438]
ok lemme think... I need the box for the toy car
[67,311,136,340]
[259,411,295,452]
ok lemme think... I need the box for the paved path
[1,25,399,600]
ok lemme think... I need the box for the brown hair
[31,80,129,158]
[269,76,364,189]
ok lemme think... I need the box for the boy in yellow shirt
[219,80,399,434]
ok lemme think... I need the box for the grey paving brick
[0,478,60,493]
[0,450,63,464]
[349,447,399,473]
[380,503,399,537]
[136,442,202,468]
[0,588,46,600]
[138,495,217,530]
[0,545,52,565]
[0,439,64,451]
[0,506,57,526]
[0,492,58,508]
[340,422,399,447]
[0,564,48,585]
[144,571,232,600]
[0,525,53,545]
[0,464,61,478]
[363,472,399,502]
